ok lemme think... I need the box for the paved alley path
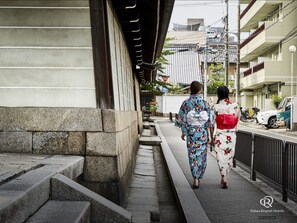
[157,120,297,223]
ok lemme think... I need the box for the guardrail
[235,130,297,202]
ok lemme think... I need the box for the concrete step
[0,0,89,7]
[0,48,93,67]
[25,200,90,223]
[0,155,84,223]
[0,8,91,27]
[0,27,92,47]
[51,174,132,223]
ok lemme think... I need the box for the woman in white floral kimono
[213,86,240,189]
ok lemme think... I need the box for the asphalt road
[238,120,297,143]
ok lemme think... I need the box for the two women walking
[175,81,239,189]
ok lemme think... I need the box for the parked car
[256,109,279,129]
[277,96,295,128]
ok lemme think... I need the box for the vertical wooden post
[89,0,114,109]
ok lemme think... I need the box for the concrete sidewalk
[156,119,297,223]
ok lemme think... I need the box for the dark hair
[216,86,229,104]
[190,81,202,94]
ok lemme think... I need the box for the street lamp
[289,45,296,131]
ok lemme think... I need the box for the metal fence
[234,130,297,202]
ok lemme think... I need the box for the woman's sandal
[221,181,228,189]
[192,179,200,189]
[192,184,199,189]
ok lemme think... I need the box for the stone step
[139,136,162,146]
[0,155,84,223]
[51,174,132,223]
[0,8,91,27]
[0,27,92,47]
[0,0,89,7]
[126,145,160,223]
[143,122,150,129]
[0,48,93,67]
[141,129,151,137]
[25,200,90,223]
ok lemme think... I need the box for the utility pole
[236,0,241,104]
[225,0,229,86]
[204,39,208,100]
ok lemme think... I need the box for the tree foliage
[155,37,175,74]
[271,94,282,108]
[207,64,225,94]
[207,63,234,94]
[141,37,185,95]
[141,80,185,95]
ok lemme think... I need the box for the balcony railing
[243,68,252,77]
[240,0,256,19]
[240,23,265,49]
[242,61,264,77]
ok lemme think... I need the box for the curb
[154,121,210,223]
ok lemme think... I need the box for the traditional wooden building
[0,0,174,204]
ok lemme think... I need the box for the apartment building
[240,0,297,110]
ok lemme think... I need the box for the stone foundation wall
[0,107,140,205]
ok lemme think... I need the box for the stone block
[0,131,32,153]
[0,168,52,223]
[102,110,138,132]
[25,201,90,223]
[86,132,117,156]
[0,107,102,131]
[79,181,121,205]
[83,156,118,182]
[0,155,85,223]
[41,155,85,180]
[118,146,130,178]
[33,132,85,155]
[86,129,132,156]
[51,174,132,223]
[0,153,47,184]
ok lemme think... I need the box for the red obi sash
[216,114,238,129]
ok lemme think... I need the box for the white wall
[156,94,190,114]
[0,0,96,107]
[107,0,135,111]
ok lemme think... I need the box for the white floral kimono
[213,99,239,178]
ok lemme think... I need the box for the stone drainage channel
[125,120,184,223]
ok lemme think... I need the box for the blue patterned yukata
[175,94,211,180]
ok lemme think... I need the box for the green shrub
[271,94,282,108]
[150,104,158,112]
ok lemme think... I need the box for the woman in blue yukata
[175,81,212,189]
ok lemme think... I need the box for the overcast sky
[169,0,240,34]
